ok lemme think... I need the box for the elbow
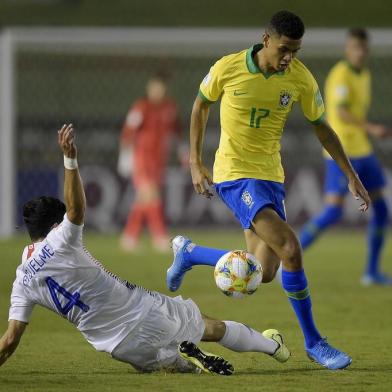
[5,336,18,350]
[75,205,86,221]
[319,134,336,149]
[317,132,332,145]
[3,334,19,353]
[67,206,85,225]
[76,209,86,223]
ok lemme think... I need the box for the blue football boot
[166,235,193,292]
[306,338,352,370]
[361,272,392,286]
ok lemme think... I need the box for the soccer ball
[214,250,263,298]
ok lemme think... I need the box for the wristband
[64,156,78,170]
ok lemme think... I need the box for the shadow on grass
[237,364,392,376]
[1,363,391,381]
[0,367,325,379]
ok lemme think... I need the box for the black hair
[348,28,368,41]
[148,71,170,85]
[266,10,305,40]
[23,196,66,241]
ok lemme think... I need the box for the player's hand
[58,124,77,159]
[177,143,190,170]
[190,162,214,198]
[117,146,133,178]
[348,174,370,212]
[367,123,391,139]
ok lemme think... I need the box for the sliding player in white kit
[0,124,290,375]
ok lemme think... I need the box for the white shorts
[111,293,205,373]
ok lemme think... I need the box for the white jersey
[8,214,155,353]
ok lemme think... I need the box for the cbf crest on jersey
[279,90,292,108]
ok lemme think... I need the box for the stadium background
[1,0,392,235]
[0,2,392,391]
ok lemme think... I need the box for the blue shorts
[215,179,286,229]
[325,154,386,195]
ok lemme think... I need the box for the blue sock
[184,243,228,267]
[282,269,322,349]
[300,205,343,250]
[366,198,388,276]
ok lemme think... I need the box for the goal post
[0,30,15,238]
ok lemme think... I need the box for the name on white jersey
[23,244,55,286]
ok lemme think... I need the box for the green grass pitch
[1,230,391,392]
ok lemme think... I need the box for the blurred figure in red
[118,75,186,252]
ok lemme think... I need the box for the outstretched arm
[313,120,370,211]
[0,320,27,367]
[58,124,86,225]
[189,95,214,198]
[337,107,392,138]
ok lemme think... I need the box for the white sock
[218,321,278,354]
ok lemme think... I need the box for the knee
[322,204,343,225]
[202,319,225,342]
[262,273,275,284]
[262,263,280,283]
[280,237,302,268]
[137,183,161,204]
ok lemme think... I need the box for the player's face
[146,79,167,103]
[263,33,302,72]
[345,37,369,69]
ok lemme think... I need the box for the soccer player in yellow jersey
[300,28,391,285]
[167,11,370,369]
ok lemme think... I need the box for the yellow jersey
[199,43,325,184]
[324,60,372,158]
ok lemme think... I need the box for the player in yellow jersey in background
[166,11,370,370]
[300,28,392,285]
